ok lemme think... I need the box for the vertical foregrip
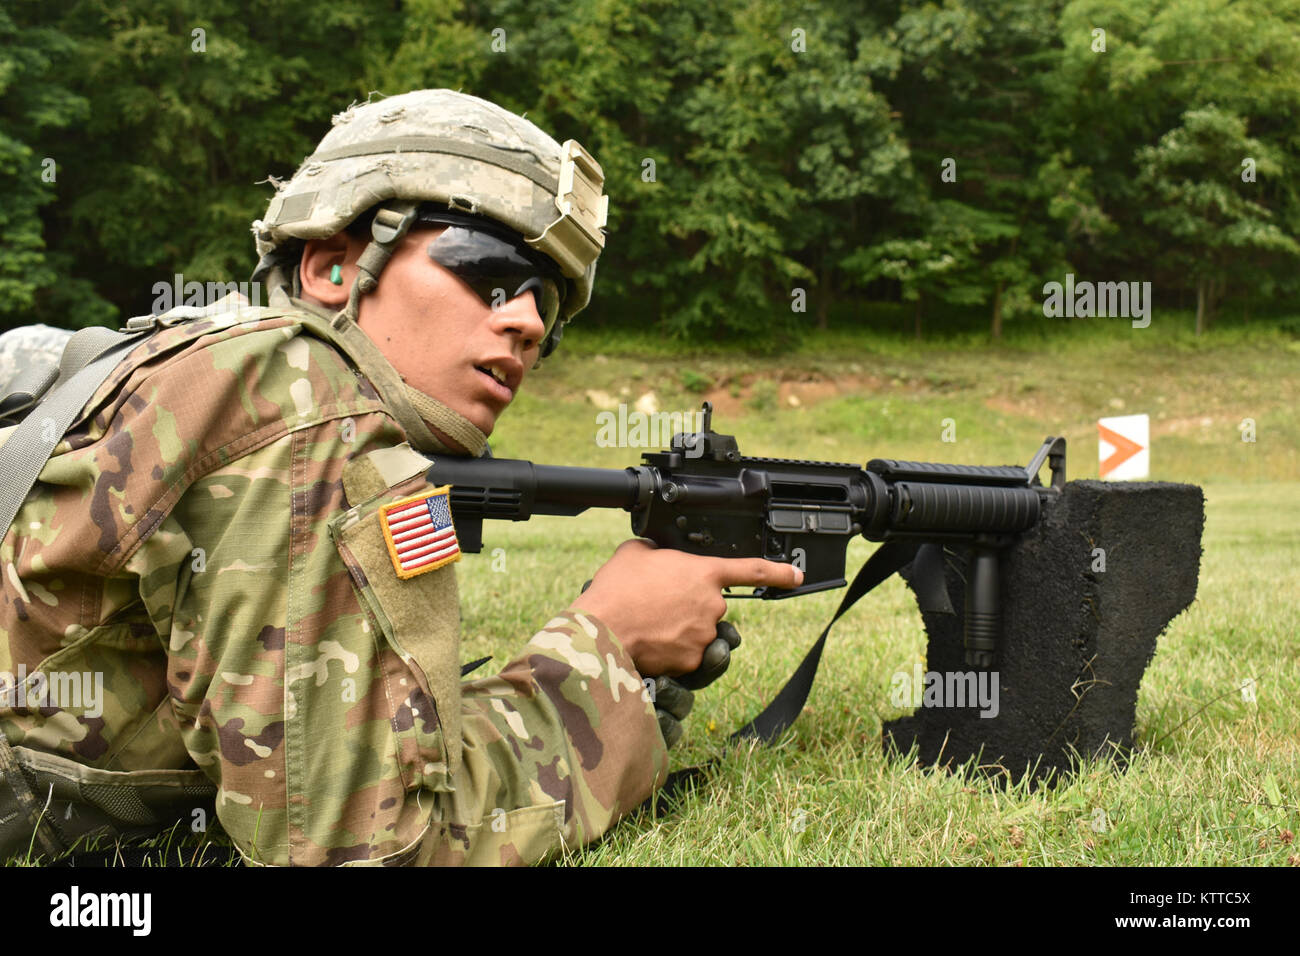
[964,548,1001,668]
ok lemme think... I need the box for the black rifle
[426,402,1065,671]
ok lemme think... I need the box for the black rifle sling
[733,538,923,742]
[651,538,924,807]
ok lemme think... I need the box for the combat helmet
[251,89,608,358]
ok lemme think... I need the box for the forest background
[3,0,1299,342]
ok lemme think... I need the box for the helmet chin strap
[319,198,488,457]
[337,199,420,327]
[403,385,487,456]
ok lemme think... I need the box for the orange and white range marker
[1098,414,1149,480]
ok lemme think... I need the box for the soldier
[0,90,801,865]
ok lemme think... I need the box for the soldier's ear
[300,233,356,307]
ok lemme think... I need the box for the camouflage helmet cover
[252,89,608,325]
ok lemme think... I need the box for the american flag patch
[379,486,462,579]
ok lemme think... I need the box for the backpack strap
[0,324,74,426]
[0,320,158,540]
[0,364,62,426]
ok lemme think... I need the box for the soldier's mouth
[476,365,508,387]
[472,356,522,399]
[475,365,514,400]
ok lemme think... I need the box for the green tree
[842,201,1003,338]
[1136,105,1298,334]
[1049,0,1300,324]
[23,0,389,326]
[0,3,91,328]
[876,0,1073,338]
[617,0,906,341]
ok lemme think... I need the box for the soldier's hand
[582,575,742,749]
[569,539,801,677]
[649,621,742,748]
[648,675,693,749]
[675,619,742,690]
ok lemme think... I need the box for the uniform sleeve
[437,611,669,865]
[147,408,668,866]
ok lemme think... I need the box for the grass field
[457,315,1299,865]
[10,313,1298,866]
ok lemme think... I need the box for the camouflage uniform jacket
[0,302,669,865]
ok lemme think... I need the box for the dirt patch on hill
[985,393,1054,420]
[702,373,887,417]
[1154,414,1228,436]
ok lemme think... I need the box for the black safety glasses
[421,216,565,341]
